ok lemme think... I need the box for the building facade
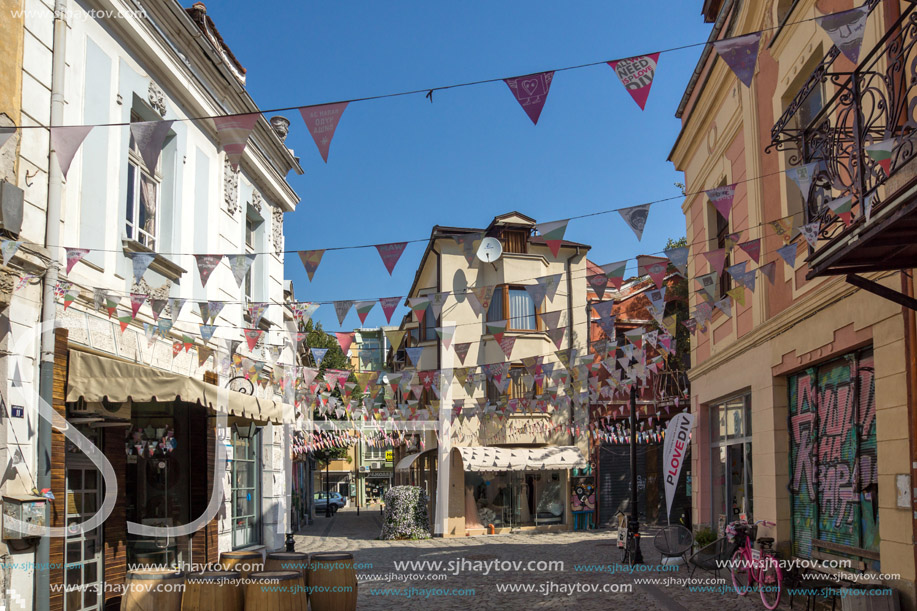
[1,1,301,609]
[670,0,916,605]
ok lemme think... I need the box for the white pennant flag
[617,203,651,240]
[50,125,94,178]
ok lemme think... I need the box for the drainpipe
[565,247,579,445]
[36,2,68,609]
[901,272,917,571]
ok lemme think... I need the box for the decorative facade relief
[223,158,239,215]
[272,205,283,255]
[148,81,167,117]
[251,189,263,213]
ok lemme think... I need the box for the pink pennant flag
[335,332,355,354]
[298,250,325,281]
[637,255,668,289]
[375,242,407,275]
[738,239,761,263]
[65,248,90,274]
[213,113,260,171]
[379,296,402,323]
[299,102,349,162]
[194,254,223,288]
[706,184,736,221]
[130,293,147,319]
[608,53,660,110]
[244,328,263,351]
[499,336,516,360]
[704,248,727,276]
[51,125,94,178]
[504,71,555,125]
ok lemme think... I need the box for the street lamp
[626,374,643,564]
[325,460,331,518]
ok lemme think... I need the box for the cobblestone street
[295,507,770,610]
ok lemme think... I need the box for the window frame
[714,205,732,300]
[501,228,528,254]
[486,285,542,332]
[125,111,162,251]
[231,428,262,549]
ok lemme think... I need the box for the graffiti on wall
[788,350,878,558]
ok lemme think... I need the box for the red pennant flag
[213,113,260,171]
[637,255,668,289]
[504,71,555,125]
[607,53,660,110]
[172,340,183,358]
[298,250,325,281]
[706,184,736,221]
[194,254,223,288]
[65,248,90,274]
[130,293,147,319]
[379,296,401,323]
[244,328,263,351]
[299,102,349,162]
[335,332,355,354]
[375,242,407,275]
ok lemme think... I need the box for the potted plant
[693,525,717,553]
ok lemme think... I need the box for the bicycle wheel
[729,548,751,596]
[759,555,782,609]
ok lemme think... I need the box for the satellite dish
[476,237,503,263]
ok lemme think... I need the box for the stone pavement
[294,507,777,610]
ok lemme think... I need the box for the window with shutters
[502,229,528,254]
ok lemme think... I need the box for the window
[125,113,161,249]
[487,286,539,331]
[231,428,262,548]
[710,395,752,525]
[502,229,528,254]
[715,211,731,299]
[420,303,437,342]
[244,215,259,302]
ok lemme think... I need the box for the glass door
[64,456,103,611]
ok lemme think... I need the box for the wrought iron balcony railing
[767,0,917,251]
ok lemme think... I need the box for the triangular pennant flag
[735,269,757,293]
[298,250,325,281]
[379,296,401,323]
[600,260,627,290]
[588,271,610,299]
[827,194,854,226]
[704,248,727,276]
[354,300,376,324]
[168,297,186,318]
[787,162,820,198]
[541,309,562,330]
[725,261,747,281]
[696,271,718,299]
[453,233,481,266]
[104,297,119,319]
[504,71,555,125]
[865,138,896,176]
[384,329,406,352]
[706,183,736,221]
[244,329,263,351]
[407,296,431,323]
[50,125,93,178]
[194,254,223,288]
[637,255,668,289]
[617,203,651,240]
[205,300,225,324]
[1,241,21,266]
[453,342,471,364]
[817,5,870,64]
[713,32,761,88]
[172,340,183,358]
[213,113,260,171]
[800,222,821,248]
[738,239,761,263]
[436,324,456,350]
[200,324,217,342]
[375,242,408,275]
[197,345,214,367]
[727,286,746,307]
[546,327,566,349]
[486,320,508,344]
[608,53,660,110]
[524,283,549,308]
[334,300,353,325]
[759,261,777,284]
[65,248,90,274]
[299,102,349,162]
[130,293,147,319]
[130,120,174,172]
[724,232,742,253]
[537,273,563,302]
[770,216,794,243]
[405,346,425,367]
[777,243,799,268]
[498,336,516,359]
[534,219,568,258]
[429,292,450,320]
[117,314,132,333]
[592,301,616,338]
[311,347,329,367]
[714,298,732,318]
[335,332,355,354]
[664,246,689,276]
[228,254,256,288]
[248,302,267,328]
[150,299,167,321]
[128,252,155,283]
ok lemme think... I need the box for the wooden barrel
[219,550,263,577]
[244,571,307,611]
[120,569,184,611]
[181,571,242,611]
[308,552,357,611]
[265,552,310,582]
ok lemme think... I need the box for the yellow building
[670,0,916,605]
[392,212,592,537]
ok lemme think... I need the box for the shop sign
[385,450,393,462]
[368,472,391,478]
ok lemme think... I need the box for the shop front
[364,471,392,505]
[455,446,588,535]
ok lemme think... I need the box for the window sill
[122,238,187,282]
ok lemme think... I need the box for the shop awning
[456,446,588,472]
[394,452,422,472]
[66,350,289,425]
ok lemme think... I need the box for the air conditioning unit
[359,466,369,473]
[371,462,381,470]
[0,180,24,238]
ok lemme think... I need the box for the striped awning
[456,446,588,472]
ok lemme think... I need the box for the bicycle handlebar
[754,520,776,527]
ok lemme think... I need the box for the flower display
[380,485,431,540]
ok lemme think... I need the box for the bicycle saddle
[756,537,774,546]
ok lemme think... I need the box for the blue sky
[205,0,713,332]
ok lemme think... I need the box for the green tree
[313,446,352,468]
[654,236,691,388]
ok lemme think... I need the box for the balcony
[768,1,917,288]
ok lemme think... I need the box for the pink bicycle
[726,519,782,609]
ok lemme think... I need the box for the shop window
[788,349,878,561]
[487,286,540,331]
[710,395,753,525]
[232,428,262,549]
[502,228,528,254]
[464,470,565,529]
